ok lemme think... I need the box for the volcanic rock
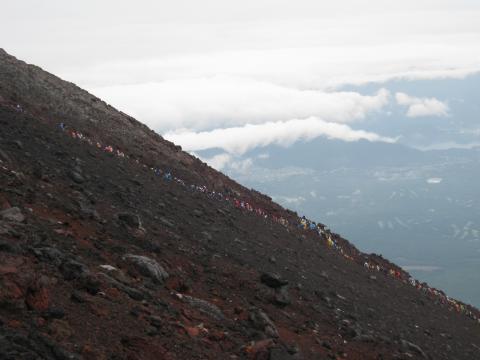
[260,273,289,288]
[118,212,142,228]
[249,308,279,338]
[123,254,169,283]
[0,207,25,223]
[182,294,225,321]
[69,170,85,184]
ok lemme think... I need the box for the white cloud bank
[4,1,479,153]
[94,79,389,132]
[201,153,232,171]
[395,92,449,118]
[165,117,397,155]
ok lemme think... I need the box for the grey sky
[2,1,480,158]
[3,1,480,70]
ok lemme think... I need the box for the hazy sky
[2,1,480,160]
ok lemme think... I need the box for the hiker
[59,122,66,131]
[327,235,334,247]
[300,217,307,229]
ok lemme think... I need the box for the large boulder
[181,294,225,321]
[123,254,169,284]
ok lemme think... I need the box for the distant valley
[214,139,480,307]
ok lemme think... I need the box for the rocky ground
[0,49,479,359]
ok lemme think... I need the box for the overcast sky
[2,1,480,161]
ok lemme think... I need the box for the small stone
[322,341,332,350]
[355,334,376,343]
[118,213,142,228]
[49,319,74,340]
[0,239,20,253]
[45,307,66,319]
[97,272,144,301]
[274,287,291,307]
[249,307,279,338]
[25,286,50,311]
[182,295,225,321]
[32,247,64,266]
[105,287,121,300]
[260,273,289,289]
[245,339,275,358]
[400,340,428,358]
[0,207,25,222]
[193,209,203,217]
[185,326,200,337]
[60,259,88,280]
[148,315,163,328]
[12,140,23,149]
[159,217,175,228]
[269,346,295,360]
[71,291,87,303]
[99,264,117,271]
[0,148,11,163]
[201,231,213,241]
[69,171,85,184]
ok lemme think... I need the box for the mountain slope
[0,49,479,360]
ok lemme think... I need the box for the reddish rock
[208,330,225,341]
[82,344,107,360]
[185,326,200,337]
[25,286,50,311]
[122,337,168,360]
[1,280,23,300]
[0,265,18,275]
[89,303,110,317]
[105,286,121,300]
[49,319,74,340]
[165,276,188,292]
[245,339,275,360]
[36,317,46,327]
[7,319,22,328]
[0,196,11,210]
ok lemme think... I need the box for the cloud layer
[395,92,449,118]
[165,117,397,155]
[93,79,390,132]
[3,1,479,156]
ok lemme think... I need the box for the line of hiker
[52,120,480,324]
